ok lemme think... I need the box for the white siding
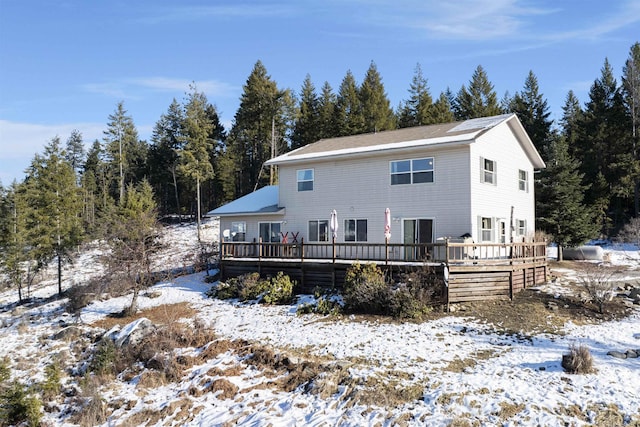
[277,145,472,244]
[470,121,537,242]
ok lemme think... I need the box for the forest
[0,42,639,299]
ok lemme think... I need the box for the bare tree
[576,263,620,314]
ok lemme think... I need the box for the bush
[90,339,117,376]
[263,272,295,305]
[40,362,62,401]
[0,381,42,427]
[238,273,270,301]
[562,343,595,374]
[576,264,619,314]
[388,266,445,319]
[0,357,10,383]
[343,263,388,314]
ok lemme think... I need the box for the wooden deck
[219,239,548,304]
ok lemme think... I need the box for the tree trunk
[58,251,62,295]
[196,175,202,242]
[128,287,139,316]
[558,245,563,262]
[171,167,181,222]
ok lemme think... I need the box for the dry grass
[90,302,197,330]
[561,343,595,374]
[443,349,499,373]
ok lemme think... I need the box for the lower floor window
[259,222,281,243]
[481,217,492,242]
[231,221,246,241]
[517,219,527,236]
[309,220,329,242]
[344,219,368,242]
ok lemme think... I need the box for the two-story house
[209,114,545,250]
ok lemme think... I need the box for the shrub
[388,265,445,319]
[263,272,295,305]
[90,339,117,376]
[0,357,10,383]
[343,263,388,314]
[576,264,620,313]
[562,343,595,374]
[0,381,42,427]
[40,362,62,401]
[238,273,269,301]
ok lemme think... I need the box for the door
[403,219,433,260]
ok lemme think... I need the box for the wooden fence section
[219,240,549,304]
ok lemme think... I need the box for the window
[481,217,493,242]
[390,158,434,185]
[308,220,328,242]
[297,169,314,191]
[259,222,281,243]
[481,157,496,184]
[517,219,526,236]
[518,169,528,192]
[344,219,368,242]
[231,221,246,241]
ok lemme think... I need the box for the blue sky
[1,0,639,185]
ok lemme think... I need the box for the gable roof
[266,114,545,169]
[205,185,283,217]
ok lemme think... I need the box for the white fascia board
[266,133,479,166]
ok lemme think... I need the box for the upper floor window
[344,219,368,242]
[481,157,496,185]
[297,169,314,191]
[480,217,493,242]
[390,157,434,185]
[518,169,528,192]
[308,220,328,242]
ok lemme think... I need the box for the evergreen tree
[621,42,640,215]
[103,102,145,203]
[511,71,553,157]
[359,62,396,132]
[148,99,185,217]
[574,59,637,233]
[317,81,338,139]
[454,65,502,120]
[203,102,227,213]
[179,86,216,241]
[291,74,320,149]
[537,133,597,260]
[65,129,85,180]
[334,70,364,136]
[398,63,434,128]
[226,61,292,197]
[431,91,455,123]
[106,180,161,315]
[560,90,583,150]
[24,137,83,295]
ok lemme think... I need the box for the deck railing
[220,238,548,265]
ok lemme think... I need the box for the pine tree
[317,81,337,139]
[621,42,640,215]
[537,133,597,260]
[560,90,583,151]
[148,99,185,217]
[431,92,455,123]
[511,71,553,157]
[359,62,396,132]
[398,63,434,128]
[226,61,292,197]
[65,129,85,180]
[179,86,215,241]
[24,137,83,295]
[106,180,161,315]
[334,70,364,136]
[454,65,502,120]
[291,75,320,149]
[103,102,145,203]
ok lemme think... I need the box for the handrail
[220,239,548,265]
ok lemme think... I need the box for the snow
[1,224,639,426]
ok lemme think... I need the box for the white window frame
[344,219,368,242]
[480,217,493,242]
[517,219,527,236]
[297,168,314,191]
[481,157,496,185]
[308,219,328,242]
[231,221,246,242]
[518,169,529,192]
[390,157,434,185]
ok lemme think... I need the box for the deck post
[385,238,389,265]
[258,237,262,275]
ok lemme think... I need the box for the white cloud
[0,120,104,184]
[81,77,238,100]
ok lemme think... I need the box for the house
[208,114,545,249]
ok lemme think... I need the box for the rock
[53,326,83,341]
[623,299,635,308]
[115,318,155,347]
[629,288,640,300]
[626,350,638,359]
[607,350,627,359]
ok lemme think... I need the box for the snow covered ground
[1,224,639,426]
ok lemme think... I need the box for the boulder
[607,350,627,359]
[115,318,155,348]
[626,350,638,359]
[53,326,83,341]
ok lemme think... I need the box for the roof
[265,114,545,169]
[206,186,283,217]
